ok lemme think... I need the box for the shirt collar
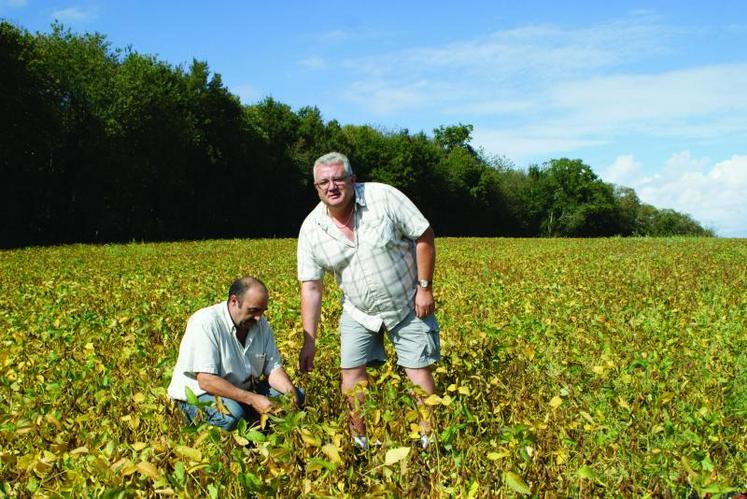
[221,301,236,333]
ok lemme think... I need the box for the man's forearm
[196,372,259,406]
[267,367,295,395]
[301,280,323,340]
[416,226,436,281]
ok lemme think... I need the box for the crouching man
[168,276,304,430]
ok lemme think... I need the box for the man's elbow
[302,280,324,295]
[195,373,211,392]
[418,226,435,243]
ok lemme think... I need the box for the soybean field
[1,238,745,497]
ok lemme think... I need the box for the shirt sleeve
[384,184,430,239]
[180,314,222,379]
[297,221,325,281]
[260,320,283,375]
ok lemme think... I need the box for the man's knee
[341,367,368,392]
[207,411,242,431]
[197,394,247,431]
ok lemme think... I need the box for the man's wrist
[303,330,317,342]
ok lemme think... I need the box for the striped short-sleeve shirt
[297,182,431,331]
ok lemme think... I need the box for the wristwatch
[418,279,432,289]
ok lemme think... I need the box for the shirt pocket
[249,353,266,378]
[360,217,397,250]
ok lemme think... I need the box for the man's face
[229,287,268,330]
[314,162,355,210]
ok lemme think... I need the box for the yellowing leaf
[175,445,202,462]
[487,451,509,461]
[446,384,457,392]
[321,444,343,464]
[233,433,249,446]
[592,365,605,375]
[133,392,145,403]
[44,413,61,428]
[659,392,674,405]
[384,447,410,466]
[300,429,321,447]
[214,396,230,415]
[131,442,148,451]
[549,396,563,409]
[458,386,470,396]
[525,345,535,360]
[137,461,160,480]
[423,394,442,406]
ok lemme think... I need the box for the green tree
[525,158,622,236]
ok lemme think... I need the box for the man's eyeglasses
[314,175,351,190]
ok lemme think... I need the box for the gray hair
[228,275,268,302]
[313,152,354,180]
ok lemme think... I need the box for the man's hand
[248,393,275,414]
[197,372,276,414]
[299,335,316,372]
[415,286,435,318]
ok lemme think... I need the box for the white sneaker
[420,434,434,450]
[353,436,369,450]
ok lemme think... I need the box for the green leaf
[577,465,597,480]
[245,429,267,443]
[185,386,199,405]
[306,457,336,472]
[503,471,531,495]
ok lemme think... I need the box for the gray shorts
[339,310,440,369]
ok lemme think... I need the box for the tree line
[0,21,713,248]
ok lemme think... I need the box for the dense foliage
[1,21,714,248]
[0,238,745,496]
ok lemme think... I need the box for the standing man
[168,276,304,431]
[297,152,439,449]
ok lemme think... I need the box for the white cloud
[603,155,643,185]
[230,84,259,104]
[321,30,350,42]
[442,98,535,116]
[344,80,439,114]
[473,129,605,161]
[371,15,671,79]
[550,64,747,135]
[338,13,747,163]
[50,6,97,23]
[298,56,327,70]
[603,152,747,237]
[1,0,28,8]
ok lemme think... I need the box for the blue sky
[3,1,746,236]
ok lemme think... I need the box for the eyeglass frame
[314,174,353,190]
